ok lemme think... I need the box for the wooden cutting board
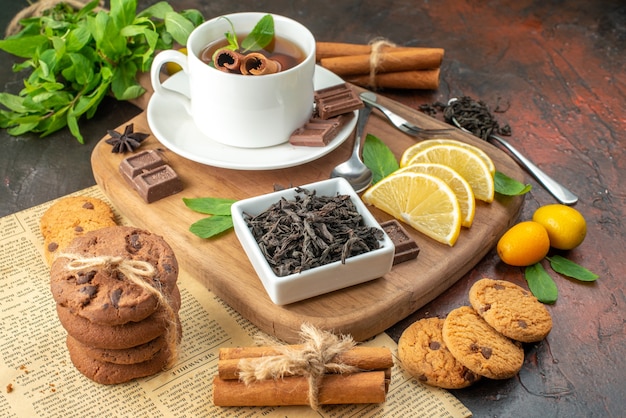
[92,86,525,343]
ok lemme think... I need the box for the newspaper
[0,186,472,418]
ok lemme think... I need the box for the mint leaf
[183,197,236,216]
[494,171,532,196]
[189,216,234,238]
[0,1,203,142]
[547,255,598,282]
[241,14,274,52]
[363,134,399,184]
[525,263,558,304]
[165,11,196,45]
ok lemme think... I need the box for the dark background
[2,1,625,417]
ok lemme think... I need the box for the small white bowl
[231,178,395,305]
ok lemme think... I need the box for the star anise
[105,123,150,153]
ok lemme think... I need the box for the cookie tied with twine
[59,253,180,369]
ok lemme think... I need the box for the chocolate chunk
[128,233,142,252]
[494,283,505,290]
[518,319,528,329]
[463,368,479,383]
[119,149,166,179]
[429,341,441,350]
[289,121,337,146]
[380,220,420,264]
[47,242,59,252]
[480,303,491,313]
[119,150,183,203]
[80,285,98,299]
[110,288,123,308]
[76,271,96,285]
[74,226,84,233]
[481,346,493,359]
[289,113,353,147]
[133,165,183,203]
[82,202,94,210]
[314,83,363,119]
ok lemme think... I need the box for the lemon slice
[400,138,496,174]
[363,172,462,246]
[407,144,495,202]
[394,163,476,228]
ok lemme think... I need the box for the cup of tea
[150,12,316,149]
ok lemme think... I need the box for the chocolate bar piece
[119,149,165,178]
[314,83,363,119]
[132,165,183,204]
[380,220,420,265]
[119,150,183,203]
[289,113,354,147]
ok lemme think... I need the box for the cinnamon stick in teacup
[240,52,282,75]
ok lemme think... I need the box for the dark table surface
[2,1,624,417]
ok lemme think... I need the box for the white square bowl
[231,177,395,305]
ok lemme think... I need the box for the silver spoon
[448,98,578,205]
[330,106,373,192]
[360,91,454,136]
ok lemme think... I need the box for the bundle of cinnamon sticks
[212,345,393,407]
[316,41,444,90]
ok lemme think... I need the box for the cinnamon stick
[347,68,441,90]
[240,52,281,75]
[218,346,393,380]
[320,49,444,76]
[212,370,389,406]
[316,41,415,60]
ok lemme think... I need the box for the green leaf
[110,0,137,29]
[241,14,274,52]
[547,255,598,282]
[138,2,174,20]
[363,134,399,184]
[181,9,205,27]
[111,62,145,100]
[183,197,236,215]
[0,92,29,113]
[494,171,532,196]
[164,12,195,45]
[189,216,234,238]
[0,35,49,58]
[66,24,93,52]
[525,263,558,304]
[66,113,84,144]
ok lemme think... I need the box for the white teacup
[150,12,316,149]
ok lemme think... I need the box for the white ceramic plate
[146,66,356,170]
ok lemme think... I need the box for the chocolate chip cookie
[469,278,552,343]
[50,226,179,325]
[40,196,117,264]
[398,317,480,389]
[442,306,524,380]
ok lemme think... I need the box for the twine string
[368,37,397,89]
[237,323,359,411]
[59,253,179,368]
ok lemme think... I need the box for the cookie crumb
[6,383,13,393]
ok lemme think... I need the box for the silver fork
[360,92,453,137]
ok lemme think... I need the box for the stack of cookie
[40,196,117,265]
[49,225,182,384]
[398,278,552,389]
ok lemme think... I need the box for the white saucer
[147,66,356,170]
